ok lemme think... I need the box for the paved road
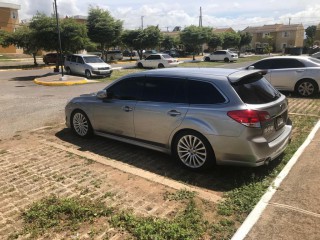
[0,69,107,139]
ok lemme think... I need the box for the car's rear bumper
[207,124,292,167]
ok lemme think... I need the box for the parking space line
[41,139,222,203]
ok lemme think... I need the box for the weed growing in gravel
[164,189,197,201]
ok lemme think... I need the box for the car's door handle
[122,106,133,112]
[168,110,181,117]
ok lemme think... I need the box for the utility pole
[289,17,291,25]
[141,16,144,30]
[199,7,203,27]
[53,0,64,77]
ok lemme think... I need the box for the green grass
[12,115,318,239]
[99,68,145,82]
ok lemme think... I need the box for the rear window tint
[232,75,281,104]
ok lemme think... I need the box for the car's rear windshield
[83,56,104,63]
[162,54,172,59]
[231,74,281,104]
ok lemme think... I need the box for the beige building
[0,2,22,53]
[243,24,304,52]
[314,24,320,46]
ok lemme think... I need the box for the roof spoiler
[228,70,266,85]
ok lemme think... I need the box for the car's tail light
[227,110,270,128]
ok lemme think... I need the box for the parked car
[64,54,112,79]
[203,50,238,62]
[136,53,179,68]
[245,56,320,97]
[43,53,64,65]
[105,50,123,61]
[311,51,320,59]
[163,50,180,58]
[143,50,157,59]
[123,49,137,57]
[65,68,292,170]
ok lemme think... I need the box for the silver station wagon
[65,68,292,170]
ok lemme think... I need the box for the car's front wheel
[85,70,92,79]
[71,110,93,138]
[205,57,210,62]
[224,57,229,62]
[137,62,143,68]
[295,79,318,97]
[173,130,215,170]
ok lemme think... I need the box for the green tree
[180,25,212,60]
[238,32,252,53]
[0,30,11,47]
[207,33,223,51]
[262,35,273,55]
[8,25,40,65]
[305,25,317,47]
[222,32,241,49]
[87,7,123,59]
[121,29,140,60]
[161,35,176,50]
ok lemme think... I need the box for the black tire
[224,57,229,62]
[85,70,92,79]
[295,79,318,97]
[71,110,93,138]
[158,63,164,68]
[173,130,215,170]
[137,62,143,68]
[205,57,210,62]
[65,67,71,75]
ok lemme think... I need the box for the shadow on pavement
[55,128,283,193]
[10,72,55,82]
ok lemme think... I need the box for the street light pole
[53,0,64,77]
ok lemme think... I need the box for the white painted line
[231,120,320,240]
[41,139,222,203]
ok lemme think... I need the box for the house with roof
[0,2,22,53]
[243,23,304,52]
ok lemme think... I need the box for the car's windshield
[83,56,104,63]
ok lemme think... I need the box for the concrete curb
[231,120,320,240]
[33,78,89,86]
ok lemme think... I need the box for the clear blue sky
[7,0,320,30]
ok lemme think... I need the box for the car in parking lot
[105,50,123,61]
[136,53,179,68]
[311,51,320,59]
[143,50,157,59]
[43,53,64,65]
[245,56,320,97]
[65,68,292,170]
[204,50,238,62]
[64,54,112,79]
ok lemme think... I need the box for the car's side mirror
[96,90,107,99]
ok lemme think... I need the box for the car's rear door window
[187,80,226,104]
[141,77,186,103]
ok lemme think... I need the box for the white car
[204,50,238,62]
[136,54,179,68]
[311,51,320,59]
[245,56,320,97]
[64,54,112,78]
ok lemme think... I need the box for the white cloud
[5,0,320,30]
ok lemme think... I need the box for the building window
[11,10,17,19]
[263,32,270,38]
[283,31,289,37]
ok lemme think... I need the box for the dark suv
[65,68,292,170]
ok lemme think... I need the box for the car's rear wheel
[137,62,143,68]
[158,63,164,68]
[173,130,215,170]
[65,67,71,75]
[295,79,318,97]
[85,70,92,79]
[71,110,93,138]
[224,57,229,62]
[205,57,210,62]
